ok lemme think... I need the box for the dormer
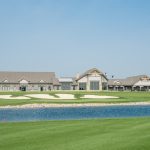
[114,80,121,85]
[3,79,9,83]
[40,80,45,83]
[19,79,29,84]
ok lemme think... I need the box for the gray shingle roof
[58,77,78,86]
[53,78,61,85]
[72,77,78,86]
[59,77,73,82]
[108,75,149,86]
[0,72,56,84]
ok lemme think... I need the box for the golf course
[0,118,150,150]
[0,91,150,150]
[0,91,150,106]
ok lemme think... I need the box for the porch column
[147,86,149,91]
[113,86,116,91]
[122,86,125,91]
[87,75,90,91]
[106,83,109,91]
[140,86,142,91]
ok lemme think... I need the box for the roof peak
[76,68,107,81]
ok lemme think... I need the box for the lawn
[1,92,150,150]
[0,91,150,106]
[0,118,150,150]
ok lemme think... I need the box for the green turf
[0,118,150,150]
[0,91,150,106]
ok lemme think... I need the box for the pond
[0,105,150,122]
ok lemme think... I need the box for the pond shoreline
[1,102,150,109]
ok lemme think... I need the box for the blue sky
[0,0,150,78]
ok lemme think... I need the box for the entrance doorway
[40,87,44,91]
[20,86,26,91]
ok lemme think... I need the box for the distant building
[0,72,60,91]
[59,68,108,91]
[108,75,150,91]
[75,68,108,91]
[0,68,108,91]
[0,69,150,91]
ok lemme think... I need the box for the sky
[0,0,150,78]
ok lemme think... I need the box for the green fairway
[0,91,150,106]
[0,118,150,150]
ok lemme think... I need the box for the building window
[2,86,9,91]
[102,82,107,90]
[79,83,87,90]
[61,83,71,90]
[90,81,99,90]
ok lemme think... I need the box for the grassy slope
[0,91,150,106]
[0,118,150,150]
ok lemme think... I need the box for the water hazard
[1,105,150,122]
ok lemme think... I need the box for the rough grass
[0,91,150,106]
[0,118,150,150]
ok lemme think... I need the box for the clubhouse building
[0,68,108,91]
[0,68,150,91]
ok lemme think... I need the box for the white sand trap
[56,94,75,99]
[0,95,30,100]
[0,94,117,100]
[81,95,119,99]
[26,94,57,99]
[26,94,75,100]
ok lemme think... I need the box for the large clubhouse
[0,68,150,91]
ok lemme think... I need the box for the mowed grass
[0,118,150,150]
[0,91,150,106]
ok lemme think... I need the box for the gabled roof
[72,77,78,85]
[108,75,149,86]
[76,68,108,81]
[58,77,78,86]
[59,77,73,82]
[0,71,56,84]
[123,75,148,86]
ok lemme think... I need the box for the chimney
[76,73,80,79]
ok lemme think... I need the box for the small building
[75,68,108,91]
[58,77,75,90]
[59,68,108,91]
[108,75,150,91]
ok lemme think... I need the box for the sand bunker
[0,94,118,100]
[0,95,30,100]
[81,95,119,99]
[55,94,75,99]
[25,94,75,99]
[26,94,57,99]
